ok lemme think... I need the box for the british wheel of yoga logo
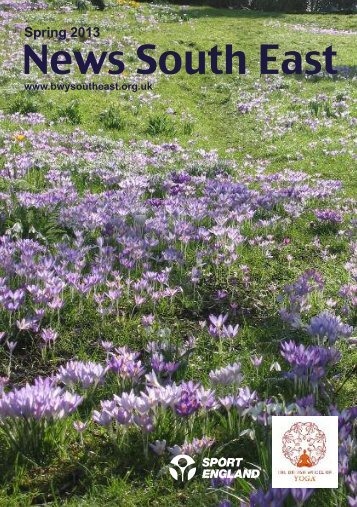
[272,416,338,489]
[169,454,197,482]
[282,422,326,468]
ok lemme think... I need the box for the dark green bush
[311,0,356,10]
[56,100,81,125]
[138,0,355,11]
[98,108,125,130]
[90,0,105,9]
[147,114,175,136]
[251,0,307,11]
[8,94,39,114]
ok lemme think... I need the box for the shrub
[182,120,195,135]
[56,100,81,125]
[98,108,125,130]
[311,0,356,11]
[89,0,105,9]
[138,0,354,11]
[8,94,39,114]
[251,0,308,11]
[147,114,175,136]
[75,0,89,10]
[285,0,308,11]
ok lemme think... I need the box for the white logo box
[272,416,338,489]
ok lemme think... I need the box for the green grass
[0,2,356,506]
[1,6,356,190]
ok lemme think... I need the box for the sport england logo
[169,454,197,482]
[168,456,260,482]
[272,416,338,489]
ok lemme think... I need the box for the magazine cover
[0,0,356,505]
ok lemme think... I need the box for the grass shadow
[183,7,285,19]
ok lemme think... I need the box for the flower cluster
[279,270,324,328]
[0,377,83,420]
[281,340,340,387]
[307,310,353,345]
[92,377,218,431]
[57,361,107,389]
[107,347,146,382]
[0,2,355,504]
[209,362,243,385]
[169,436,215,457]
[314,208,343,224]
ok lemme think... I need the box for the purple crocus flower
[209,362,243,385]
[290,488,315,505]
[174,381,201,417]
[346,472,357,496]
[314,209,343,224]
[40,328,58,344]
[141,314,155,327]
[217,501,232,507]
[249,486,289,506]
[235,386,258,414]
[250,355,263,367]
[73,420,87,433]
[306,310,353,345]
[281,340,340,387]
[0,377,83,420]
[211,476,235,488]
[57,360,106,388]
[150,439,166,455]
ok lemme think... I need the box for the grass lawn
[0,2,356,506]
